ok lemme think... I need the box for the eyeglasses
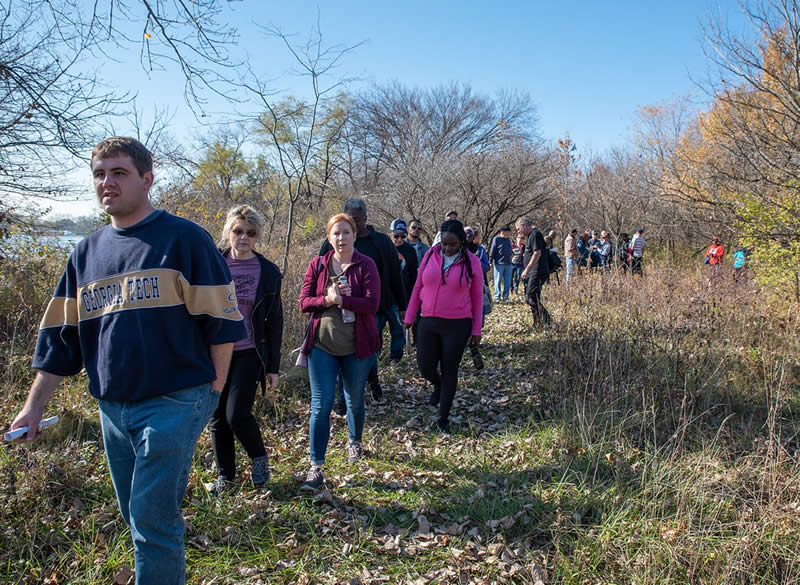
[392,234,406,240]
[232,228,258,238]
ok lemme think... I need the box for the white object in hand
[4,415,59,441]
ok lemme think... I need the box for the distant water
[50,234,83,248]
[5,233,83,251]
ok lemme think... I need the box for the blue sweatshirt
[33,211,246,403]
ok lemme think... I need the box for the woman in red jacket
[298,213,380,490]
[403,219,483,434]
[705,236,725,279]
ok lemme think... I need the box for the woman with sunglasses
[402,219,483,434]
[210,205,283,492]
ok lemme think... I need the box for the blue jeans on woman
[99,384,219,585]
[308,346,374,466]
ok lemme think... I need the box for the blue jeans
[308,346,374,466]
[99,384,219,585]
[493,264,513,300]
[387,304,405,358]
[565,257,578,286]
[511,265,523,292]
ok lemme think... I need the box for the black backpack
[548,249,562,272]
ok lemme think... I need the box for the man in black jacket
[388,218,418,360]
[319,198,406,404]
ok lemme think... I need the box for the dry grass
[0,253,798,584]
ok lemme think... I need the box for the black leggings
[416,317,472,424]
[209,348,266,479]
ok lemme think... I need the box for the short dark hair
[343,197,367,215]
[92,136,153,177]
[501,225,512,232]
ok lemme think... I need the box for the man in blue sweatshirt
[488,225,514,302]
[8,137,246,585]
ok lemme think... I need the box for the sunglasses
[392,233,406,240]
[232,228,258,238]
[409,225,421,230]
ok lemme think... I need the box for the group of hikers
[5,135,746,585]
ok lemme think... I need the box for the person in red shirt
[704,236,726,279]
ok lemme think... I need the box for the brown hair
[327,213,356,235]
[91,136,153,177]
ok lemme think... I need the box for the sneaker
[210,475,235,495]
[435,420,451,434]
[348,442,363,462]
[300,466,324,491]
[370,381,383,400]
[333,400,348,416]
[251,455,270,488]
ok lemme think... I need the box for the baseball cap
[390,218,407,234]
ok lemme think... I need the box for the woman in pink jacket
[403,219,483,434]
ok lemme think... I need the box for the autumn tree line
[2,0,799,301]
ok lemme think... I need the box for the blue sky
[53,0,750,216]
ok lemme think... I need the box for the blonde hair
[326,213,356,235]
[219,205,265,249]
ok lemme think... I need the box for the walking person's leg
[307,347,339,468]
[340,352,375,460]
[416,317,443,406]
[208,364,236,482]
[106,384,219,585]
[526,276,550,326]
[222,349,269,486]
[387,304,405,360]
[366,311,389,398]
[501,264,512,300]
[436,318,472,431]
[493,266,502,302]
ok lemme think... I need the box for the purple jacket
[299,249,380,359]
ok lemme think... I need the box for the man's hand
[520,269,529,280]
[9,371,63,441]
[266,373,278,391]
[10,406,44,442]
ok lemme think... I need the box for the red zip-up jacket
[299,249,380,359]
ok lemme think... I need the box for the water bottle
[338,274,356,323]
[470,342,485,370]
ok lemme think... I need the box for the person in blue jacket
[488,225,514,301]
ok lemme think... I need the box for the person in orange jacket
[704,236,725,279]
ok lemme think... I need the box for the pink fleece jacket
[403,245,484,336]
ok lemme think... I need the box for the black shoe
[333,400,347,416]
[435,420,451,434]
[428,387,440,406]
[370,382,383,400]
[300,466,324,492]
